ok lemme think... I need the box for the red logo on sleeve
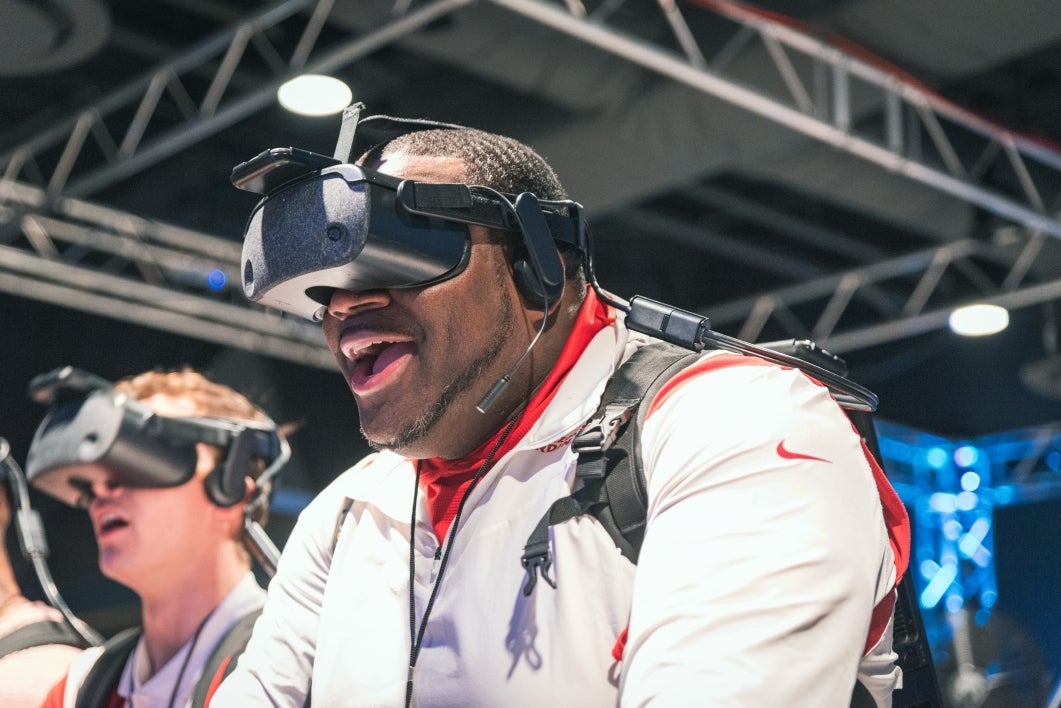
[776,440,830,463]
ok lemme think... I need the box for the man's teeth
[100,513,125,530]
[350,340,394,361]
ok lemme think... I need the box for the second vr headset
[234,105,587,322]
[25,366,285,509]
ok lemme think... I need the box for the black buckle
[520,548,557,597]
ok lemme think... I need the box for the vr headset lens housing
[241,163,472,321]
[26,390,199,507]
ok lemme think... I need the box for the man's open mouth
[342,335,416,389]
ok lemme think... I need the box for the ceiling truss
[1,0,1060,371]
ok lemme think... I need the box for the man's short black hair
[375,127,585,288]
[377,127,568,200]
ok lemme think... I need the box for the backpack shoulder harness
[74,608,262,708]
[0,618,91,659]
[520,340,943,708]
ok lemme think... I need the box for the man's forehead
[371,152,467,183]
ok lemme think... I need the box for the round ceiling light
[948,303,1009,337]
[277,74,353,117]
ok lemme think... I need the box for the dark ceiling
[1,0,1060,647]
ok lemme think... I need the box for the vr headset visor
[25,367,283,508]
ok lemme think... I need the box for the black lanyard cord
[404,418,518,708]
[124,604,216,708]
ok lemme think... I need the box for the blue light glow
[960,471,981,492]
[919,560,939,580]
[926,446,948,469]
[1047,451,1061,472]
[207,269,227,290]
[953,445,980,468]
[943,519,962,541]
[993,485,1014,504]
[956,491,979,511]
[929,492,956,513]
[920,562,957,608]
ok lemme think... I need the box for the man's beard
[363,283,516,455]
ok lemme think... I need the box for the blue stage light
[207,268,227,290]
[953,445,980,468]
[926,446,948,469]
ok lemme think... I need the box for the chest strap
[521,342,701,596]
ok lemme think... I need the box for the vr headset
[234,104,587,322]
[25,366,285,509]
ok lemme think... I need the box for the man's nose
[326,288,391,320]
[88,477,124,502]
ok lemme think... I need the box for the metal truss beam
[1,0,1060,367]
[3,0,1058,240]
[0,0,470,201]
[4,172,1057,368]
[699,227,1061,352]
[487,0,1061,239]
[0,180,331,368]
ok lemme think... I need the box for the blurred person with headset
[26,366,288,708]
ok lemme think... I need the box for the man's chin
[360,423,421,457]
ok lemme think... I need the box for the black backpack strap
[0,619,91,658]
[521,342,701,595]
[75,627,141,708]
[190,607,264,708]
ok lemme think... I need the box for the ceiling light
[277,74,352,116]
[948,303,1009,337]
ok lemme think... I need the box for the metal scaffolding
[1,0,1059,369]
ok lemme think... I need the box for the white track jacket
[215,318,909,707]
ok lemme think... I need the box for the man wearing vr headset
[33,368,285,708]
[216,111,909,707]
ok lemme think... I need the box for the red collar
[418,288,613,539]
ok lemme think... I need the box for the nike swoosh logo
[776,440,830,463]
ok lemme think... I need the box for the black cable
[468,186,560,414]
[581,223,878,412]
[240,433,290,578]
[0,437,103,647]
[404,418,518,708]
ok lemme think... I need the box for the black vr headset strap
[204,426,277,508]
[396,181,585,252]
